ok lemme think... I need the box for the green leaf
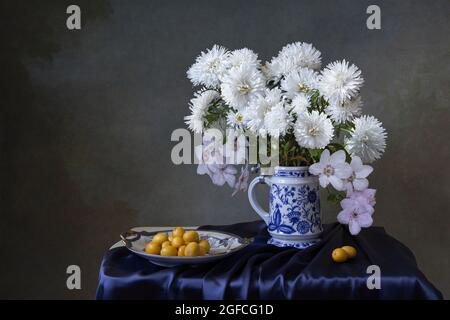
[327,193,345,203]
[326,143,352,162]
[308,148,322,163]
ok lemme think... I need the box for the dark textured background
[1,0,449,299]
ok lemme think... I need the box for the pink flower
[194,141,224,165]
[197,164,212,177]
[337,189,376,235]
[344,156,373,192]
[350,188,376,206]
[232,165,250,196]
[309,149,352,191]
[209,164,237,187]
[195,136,237,188]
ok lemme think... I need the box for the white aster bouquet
[185,42,387,235]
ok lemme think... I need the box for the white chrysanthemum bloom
[281,68,319,98]
[263,58,290,81]
[263,102,293,137]
[187,45,230,88]
[294,111,334,149]
[290,93,310,116]
[220,65,266,110]
[265,42,322,80]
[226,110,246,130]
[245,88,282,135]
[326,95,363,124]
[228,48,260,69]
[319,60,364,104]
[279,42,322,69]
[345,115,387,163]
[184,90,220,133]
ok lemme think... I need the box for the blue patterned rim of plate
[120,228,253,267]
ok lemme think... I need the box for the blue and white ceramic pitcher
[248,166,323,248]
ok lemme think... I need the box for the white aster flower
[187,45,230,88]
[263,102,292,137]
[281,68,319,98]
[326,95,363,124]
[344,156,373,191]
[262,58,290,81]
[226,111,246,130]
[294,111,334,149]
[309,149,353,191]
[345,115,387,163]
[264,42,322,80]
[220,65,266,110]
[279,42,322,70]
[319,60,364,104]
[245,88,282,135]
[264,87,283,104]
[184,90,220,133]
[228,48,260,69]
[290,93,310,116]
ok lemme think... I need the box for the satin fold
[96,221,442,300]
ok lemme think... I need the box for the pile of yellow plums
[331,245,357,263]
[145,227,210,257]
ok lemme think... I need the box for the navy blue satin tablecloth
[96,221,442,300]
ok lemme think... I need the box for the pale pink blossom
[309,149,352,191]
[197,164,213,179]
[232,165,250,196]
[349,188,376,206]
[209,164,237,187]
[194,141,224,165]
[345,156,373,192]
[337,189,376,235]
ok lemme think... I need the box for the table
[96,221,442,300]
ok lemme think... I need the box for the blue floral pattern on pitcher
[269,182,322,236]
[248,166,323,248]
[275,167,313,178]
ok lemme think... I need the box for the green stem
[339,128,353,135]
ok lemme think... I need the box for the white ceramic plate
[120,228,253,267]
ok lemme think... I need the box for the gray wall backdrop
[1,0,449,299]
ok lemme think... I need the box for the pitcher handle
[248,176,271,225]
